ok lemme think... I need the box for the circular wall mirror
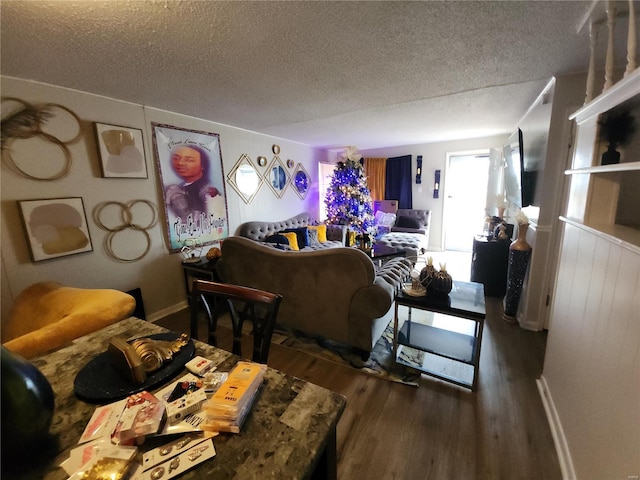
[236,164,260,195]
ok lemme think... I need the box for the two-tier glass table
[393,280,486,391]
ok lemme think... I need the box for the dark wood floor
[157,297,561,480]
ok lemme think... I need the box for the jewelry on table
[159,445,172,456]
[168,457,180,473]
[151,466,165,479]
[188,445,209,462]
[175,435,194,449]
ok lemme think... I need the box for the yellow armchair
[2,281,136,359]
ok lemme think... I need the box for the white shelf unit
[565,69,640,249]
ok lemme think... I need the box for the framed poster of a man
[151,123,229,253]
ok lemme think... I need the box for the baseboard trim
[517,315,543,331]
[146,300,188,323]
[537,375,576,480]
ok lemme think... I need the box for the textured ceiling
[0,0,624,150]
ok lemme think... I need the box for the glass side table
[393,280,486,391]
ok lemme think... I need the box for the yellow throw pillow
[347,230,356,247]
[279,232,299,250]
[308,224,328,242]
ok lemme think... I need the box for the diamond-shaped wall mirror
[264,156,290,198]
[227,154,262,204]
[292,163,310,200]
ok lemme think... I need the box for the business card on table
[185,356,216,376]
[78,399,127,444]
[165,388,207,424]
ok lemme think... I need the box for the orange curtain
[364,157,387,201]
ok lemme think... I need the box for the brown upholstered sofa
[216,236,413,355]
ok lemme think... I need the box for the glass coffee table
[393,280,485,391]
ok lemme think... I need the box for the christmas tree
[324,147,375,235]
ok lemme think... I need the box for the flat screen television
[503,128,537,208]
[503,128,524,208]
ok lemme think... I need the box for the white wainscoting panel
[541,221,640,479]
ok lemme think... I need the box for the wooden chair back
[190,280,282,364]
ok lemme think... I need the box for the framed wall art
[18,197,93,262]
[94,122,147,178]
[151,123,229,253]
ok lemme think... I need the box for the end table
[182,257,220,299]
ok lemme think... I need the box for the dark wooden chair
[189,279,282,364]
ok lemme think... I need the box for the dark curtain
[385,155,412,209]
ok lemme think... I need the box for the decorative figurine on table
[503,210,532,322]
[108,333,191,385]
[496,223,509,240]
[494,194,507,220]
[181,238,203,264]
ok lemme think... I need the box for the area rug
[271,321,423,387]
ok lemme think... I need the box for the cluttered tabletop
[22,317,345,480]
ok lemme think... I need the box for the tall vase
[503,223,532,322]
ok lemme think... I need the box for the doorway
[443,151,490,252]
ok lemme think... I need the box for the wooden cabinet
[469,236,510,297]
[565,69,640,251]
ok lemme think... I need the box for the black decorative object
[74,332,195,403]
[598,107,636,165]
[430,267,453,294]
[419,259,437,291]
[416,155,422,184]
[1,347,55,467]
[503,223,532,322]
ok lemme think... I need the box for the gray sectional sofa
[236,212,346,251]
[376,209,431,259]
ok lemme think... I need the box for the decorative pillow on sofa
[374,211,392,226]
[281,227,309,248]
[395,215,421,229]
[307,224,327,242]
[307,228,320,246]
[265,234,290,249]
[279,232,299,250]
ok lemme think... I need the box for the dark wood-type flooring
[156,296,561,480]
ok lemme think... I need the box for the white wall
[517,73,588,331]
[1,76,323,323]
[357,135,508,251]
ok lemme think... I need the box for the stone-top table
[27,317,345,480]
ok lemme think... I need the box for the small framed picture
[18,197,93,262]
[94,122,147,178]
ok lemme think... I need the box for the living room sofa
[376,209,432,259]
[236,212,346,251]
[216,236,413,355]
